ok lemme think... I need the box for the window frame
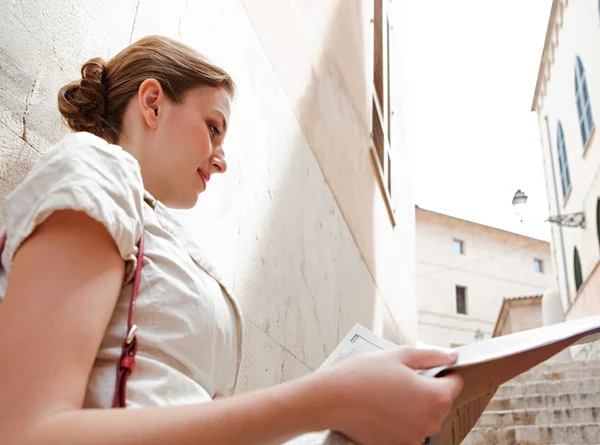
[575,56,594,147]
[370,0,395,223]
[557,121,572,197]
[534,258,544,273]
[455,286,467,315]
[453,239,465,255]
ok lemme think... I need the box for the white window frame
[575,56,594,147]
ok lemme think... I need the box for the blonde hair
[58,36,236,143]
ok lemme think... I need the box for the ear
[137,78,164,129]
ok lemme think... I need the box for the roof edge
[531,0,560,112]
[415,205,550,244]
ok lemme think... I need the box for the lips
[197,168,210,186]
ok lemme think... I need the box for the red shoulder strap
[112,231,145,408]
[0,230,143,409]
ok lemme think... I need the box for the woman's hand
[313,347,463,445]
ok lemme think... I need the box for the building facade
[0,0,417,391]
[493,295,543,337]
[531,0,600,325]
[416,207,555,348]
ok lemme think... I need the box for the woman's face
[133,82,232,209]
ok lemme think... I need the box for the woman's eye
[209,124,221,137]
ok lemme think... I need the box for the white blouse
[0,132,243,408]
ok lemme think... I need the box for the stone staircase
[462,359,600,444]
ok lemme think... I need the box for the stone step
[510,366,600,383]
[488,391,600,410]
[528,359,600,374]
[462,423,600,445]
[496,378,600,397]
[478,406,600,427]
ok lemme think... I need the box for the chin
[183,195,201,210]
[165,193,200,210]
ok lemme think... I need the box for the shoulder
[2,132,145,277]
[37,131,141,177]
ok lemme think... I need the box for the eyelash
[209,123,221,138]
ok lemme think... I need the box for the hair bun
[58,57,110,138]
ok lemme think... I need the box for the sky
[401,0,554,241]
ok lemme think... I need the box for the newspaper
[285,315,600,445]
[284,324,396,445]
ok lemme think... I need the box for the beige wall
[416,208,554,347]
[495,298,543,337]
[238,0,417,342]
[532,0,600,322]
[0,0,416,392]
[505,304,542,335]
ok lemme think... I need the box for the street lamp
[511,190,586,229]
[474,329,484,341]
[511,189,528,222]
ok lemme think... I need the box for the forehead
[183,85,232,117]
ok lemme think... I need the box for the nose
[211,153,227,174]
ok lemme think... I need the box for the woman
[0,36,462,445]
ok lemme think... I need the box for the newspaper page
[422,314,600,445]
[284,324,396,445]
[285,315,600,445]
[318,323,398,369]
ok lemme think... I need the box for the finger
[429,372,464,400]
[441,372,464,399]
[398,347,458,370]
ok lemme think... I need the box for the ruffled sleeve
[1,132,144,283]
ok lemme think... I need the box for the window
[371,0,394,205]
[557,121,571,196]
[453,239,465,255]
[456,286,467,315]
[575,56,594,146]
[534,259,544,273]
[574,247,583,292]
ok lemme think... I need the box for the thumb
[432,372,464,400]
[398,347,458,370]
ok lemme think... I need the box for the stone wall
[0,0,417,391]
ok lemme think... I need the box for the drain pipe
[544,115,571,311]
